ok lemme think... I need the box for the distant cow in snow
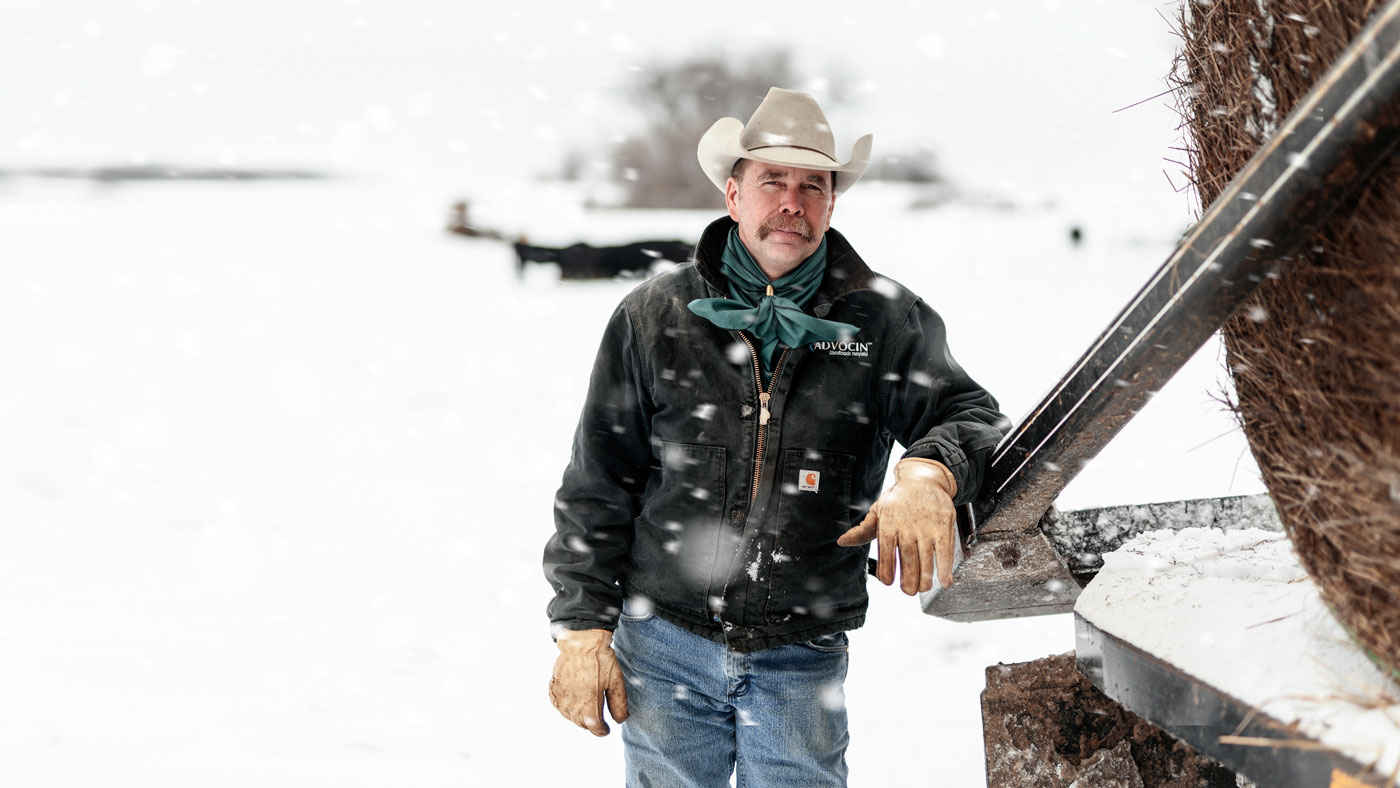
[445,200,504,240]
[514,239,695,280]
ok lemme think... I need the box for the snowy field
[0,173,1265,786]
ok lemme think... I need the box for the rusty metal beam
[925,0,1400,621]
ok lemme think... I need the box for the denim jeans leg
[732,635,850,788]
[614,611,736,788]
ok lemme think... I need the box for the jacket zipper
[737,332,790,507]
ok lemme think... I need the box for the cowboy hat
[696,87,873,195]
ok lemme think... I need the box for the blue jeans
[613,602,850,788]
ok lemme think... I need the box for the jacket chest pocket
[772,448,855,539]
[765,449,864,618]
[642,441,728,521]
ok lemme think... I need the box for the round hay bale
[1177,0,1400,673]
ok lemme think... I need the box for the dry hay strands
[1175,0,1400,676]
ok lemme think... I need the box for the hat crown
[695,85,871,195]
[737,87,837,163]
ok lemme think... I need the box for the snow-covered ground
[0,173,1265,786]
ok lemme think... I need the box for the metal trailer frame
[924,0,1400,624]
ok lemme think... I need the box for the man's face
[725,162,836,280]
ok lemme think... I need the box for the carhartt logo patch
[798,470,820,492]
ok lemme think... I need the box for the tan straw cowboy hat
[696,87,873,195]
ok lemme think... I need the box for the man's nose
[779,184,804,214]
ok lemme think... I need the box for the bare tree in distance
[612,50,854,209]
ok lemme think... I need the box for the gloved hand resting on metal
[548,628,629,736]
[837,457,959,594]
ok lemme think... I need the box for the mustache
[757,215,815,242]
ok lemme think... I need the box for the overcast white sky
[3,0,1189,196]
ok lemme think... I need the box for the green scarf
[688,227,859,381]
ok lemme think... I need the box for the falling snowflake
[870,277,900,299]
[820,682,846,711]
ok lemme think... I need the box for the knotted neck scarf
[688,227,859,381]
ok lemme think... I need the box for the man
[544,87,1009,786]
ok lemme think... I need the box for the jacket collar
[694,217,876,306]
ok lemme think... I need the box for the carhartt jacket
[544,217,1009,652]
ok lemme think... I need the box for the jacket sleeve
[884,298,1011,506]
[543,301,654,634]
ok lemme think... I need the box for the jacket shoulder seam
[879,296,924,422]
[619,298,654,403]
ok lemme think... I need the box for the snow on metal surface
[1077,528,1400,778]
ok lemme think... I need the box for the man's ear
[725,177,740,222]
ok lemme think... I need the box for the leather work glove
[837,457,959,595]
[548,628,629,736]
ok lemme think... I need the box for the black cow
[514,239,695,280]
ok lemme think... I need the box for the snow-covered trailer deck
[1077,528,1400,786]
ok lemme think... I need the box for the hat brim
[697,117,872,195]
